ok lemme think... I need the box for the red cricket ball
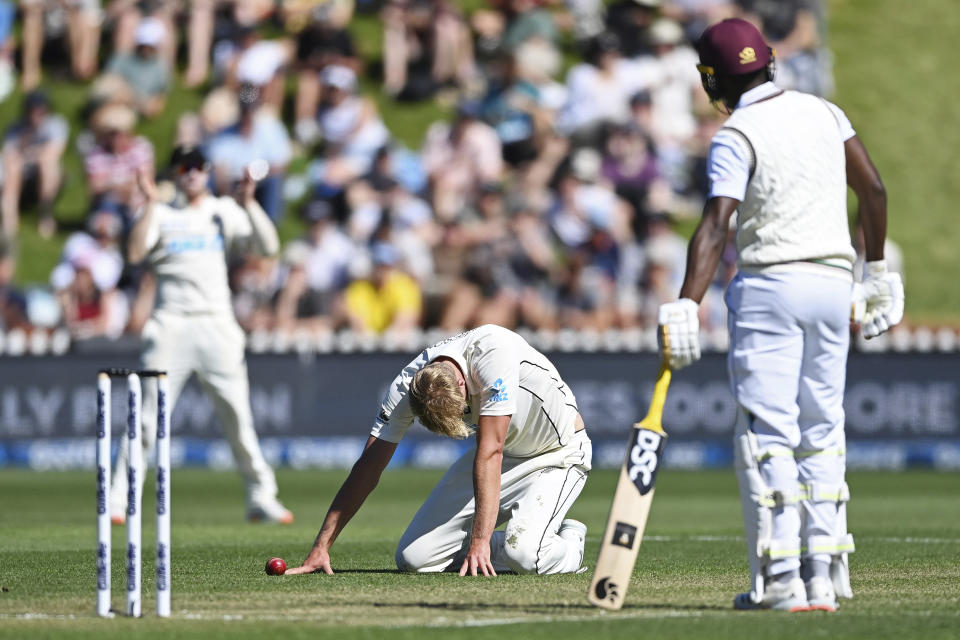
[265,557,286,576]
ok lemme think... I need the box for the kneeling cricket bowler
[288,324,591,576]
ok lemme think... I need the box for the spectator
[735,0,833,96]
[557,33,644,145]
[83,103,155,224]
[20,0,101,89]
[604,0,660,58]
[381,0,475,100]
[224,26,293,113]
[635,213,687,326]
[635,19,703,146]
[601,122,672,239]
[106,0,179,69]
[631,18,705,187]
[0,1,14,99]
[478,42,561,167]
[187,0,277,87]
[439,186,557,331]
[344,242,422,335]
[289,0,361,145]
[50,203,126,304]
[309,65,391,194]
[1,91,68,238]
[0,236,30,332]
[662,0,735,42]
[422,101,504,221]
[208,84,292,222]
[561,0,606,46]
[54,253,127,340]
[103,16,172,118]
[230,254,280,332]
[548,148,634,252]
[273,199,354,334]
[472,0,559,60]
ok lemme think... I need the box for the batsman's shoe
[558,519,588,572]
[734,577,810,612]
[805,577,838,612]
[247,500,294,525]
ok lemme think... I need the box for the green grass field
[0,468,958,639]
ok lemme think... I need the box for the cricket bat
[587,363,672,610]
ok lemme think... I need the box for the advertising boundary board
[0,352,957,470]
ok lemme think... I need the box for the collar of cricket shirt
[736,81,782,109]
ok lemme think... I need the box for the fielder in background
[286,324,591,577]
[658,19,904,612]
[110,146,293,524]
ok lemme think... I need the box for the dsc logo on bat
[627,430,664,495]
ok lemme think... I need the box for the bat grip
[648,363,672,419]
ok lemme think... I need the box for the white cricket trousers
[396,430,592,574]
[111,311,278,512]
[726,269,851,576]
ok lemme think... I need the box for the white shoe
[558,519,587,571]
[734,577,810,612]
[247,499,294,525]
[805,576,838,612]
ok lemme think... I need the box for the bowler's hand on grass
[459,539,496,577]
[285,547,334,575]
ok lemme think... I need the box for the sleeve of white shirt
[824,101,856,141]
[369,353,427,443]
[216,196,252,247]
[472,347,518,418]
[142,202,169,256]
[707,128,754,201]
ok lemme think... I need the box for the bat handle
[649,364,672,418]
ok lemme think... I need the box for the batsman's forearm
[678,215,727,303]
[857,192,887,263]
[471,451,503,542]
[845,136,887,263]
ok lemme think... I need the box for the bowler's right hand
[285,546,334,575]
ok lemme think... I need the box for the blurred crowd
[0,0,855,344]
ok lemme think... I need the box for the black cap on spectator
[455,99,482,119]
[630,90,653,106]
[170,145,209,171]
[302,198,333,223]
[480,182,504,195]
[24,90,50,112]
[588,32,621,61]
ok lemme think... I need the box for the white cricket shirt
[371,325,580,458]
[143,195,276,315]
[707,82,858,270]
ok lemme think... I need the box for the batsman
[659,19,904,611]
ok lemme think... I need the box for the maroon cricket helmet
[696,18,772,76]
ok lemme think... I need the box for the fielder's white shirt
[371,325,580,458]
[143,195,278,315]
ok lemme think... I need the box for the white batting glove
[860,260,905,339]
[658,298,701,369]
